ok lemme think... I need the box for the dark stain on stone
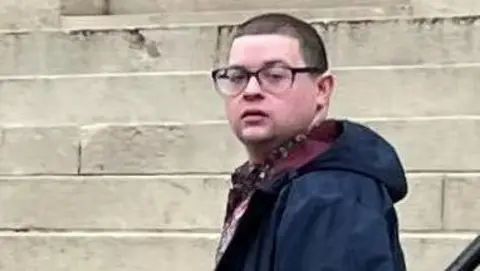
[70,30,96,39]
[128,127,143,141]
[450,15,480,26]
[13,228,30,232]
[313,21,329,33]
[412,17,444,26]
[166,125,177,132]
[125,29,161,58]
[213,26,224,66]
[344,19,378,27]
[145,40,161,58]
[125,29,146,50]
[77,142,82,175]
[214,25,238,65]
[164,179,191,195]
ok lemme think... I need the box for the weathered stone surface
[80,119,480,174]
[0,233,218,271]
[366,118,480,171]
[329,64,480,119]
[412,0,480,15]
[444,174,480,230]
[371,120,479,171]
[105,0,409,14]
[0,73,223,125]
[313,16,480,68]
[0,174,460,231]
[401,234,477,271]
[61,8,405,28]
[0,0,60,30]
[0,126,79,175]
[1,65,479,125]
[0,27,218,75]
[1,16,479,75]
[0,233,473,270]
[396,174,443,230]
[0,176,229,230]
[80,123,244,174]
[61,0,106,15]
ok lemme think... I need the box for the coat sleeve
[273,173,401,271]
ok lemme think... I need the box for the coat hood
[306,120,408,203]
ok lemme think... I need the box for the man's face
[222,34,331,146]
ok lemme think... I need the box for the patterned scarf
[215,134,308,263]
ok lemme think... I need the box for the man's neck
[244,132,299,165]
[245,139,282,165]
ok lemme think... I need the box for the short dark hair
[230,13,329,73]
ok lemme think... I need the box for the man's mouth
[241,110,268,119]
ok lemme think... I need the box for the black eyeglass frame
[211,64,326,97]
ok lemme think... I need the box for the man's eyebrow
[227,64,247,69]
[225,60,289,69]
[262,59,288,66]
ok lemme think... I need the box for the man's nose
[242,76,263,98]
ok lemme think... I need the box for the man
[211,12,408,271]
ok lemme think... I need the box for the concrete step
[1,15,479,75]
[2,0,478,31]
[61,0,409,15]
[0,174,478,231]
[61,8,405,26]
[0,232,218,271]
[1,118,479,175]
[78,118,480,174]
[0,0,60,30]
[0,232,475,271]
[0,64,478,125]
[412,0,480,16]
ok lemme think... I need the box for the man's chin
[238,128,273,144]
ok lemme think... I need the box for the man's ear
[315,71,335,109]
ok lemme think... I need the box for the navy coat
[215,120,408,271]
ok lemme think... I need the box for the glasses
[211,64,324,97]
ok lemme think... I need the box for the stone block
[61,0,106,15]
[412,0,480,15]
[0,0,60,30]
[105,0,409,14]
[312,16,480,68]
[401,234,477,271]
[80,119,480,174]
[1,65,478,125]
[366,118,480,171]
[0,26,218,75]
[0,233,475,270]
[0,176,229,230]
[0,73,223,125]
[0,174,456,232]
[60,8,406,29]
[396,174,443,230]
[80,123,245,174]
[1,16,479,75]
[0,233,218,271]
[444,174,480,230]
[329,64,480,119]
[0,126,79,175]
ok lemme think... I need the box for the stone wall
[0,0,478,270]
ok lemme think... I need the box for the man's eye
[228,73,248,82]
[263,70,289,81]
[264,67,290,78]
[266,73,286,79]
